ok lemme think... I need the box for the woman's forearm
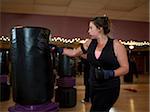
[63,47,82,57]
[114,66,129,77]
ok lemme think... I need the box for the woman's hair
[90,16,111,34]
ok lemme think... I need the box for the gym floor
[0,74,149,112]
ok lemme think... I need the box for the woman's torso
[87,37,120,90]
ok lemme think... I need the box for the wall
[0,13,149,41]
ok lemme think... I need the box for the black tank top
[87,37,120,89]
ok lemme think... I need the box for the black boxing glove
[49,44,63,54]
[95,67,115,80]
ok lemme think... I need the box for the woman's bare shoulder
[113,39,126,56]
[113,39,124,47]
[83,39,92,50]
[84,39,92,47]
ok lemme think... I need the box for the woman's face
[88,21,101,39]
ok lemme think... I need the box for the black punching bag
[11,26,53,105]
[0,49,10,101]
[58,55,72,77]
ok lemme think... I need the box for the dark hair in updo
[90,16,110,34]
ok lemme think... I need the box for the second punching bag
[11,26,53,105]
[58,55,72,77]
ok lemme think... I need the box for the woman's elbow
[124,65,129,75]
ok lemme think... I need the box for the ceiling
[0,0,149,22]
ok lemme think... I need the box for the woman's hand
[95,67,115,80]
[49,44,64,54]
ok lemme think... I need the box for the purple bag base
[8,102,59,112]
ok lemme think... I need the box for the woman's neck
[97,34,108,44]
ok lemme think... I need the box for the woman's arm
[63,39,91,57]
[113,40,129,76]
[63,47,83,57]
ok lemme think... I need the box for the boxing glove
[95,67,115,80]
[49,44,63,54]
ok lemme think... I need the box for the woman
[51,16,129,112]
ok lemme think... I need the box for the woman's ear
[98,27,103,32]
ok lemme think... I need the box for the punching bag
[55,54,77,108]
[0,49,10,101]
[0,50,9,75]
[58,55,72,77]
[10,26,54,105]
